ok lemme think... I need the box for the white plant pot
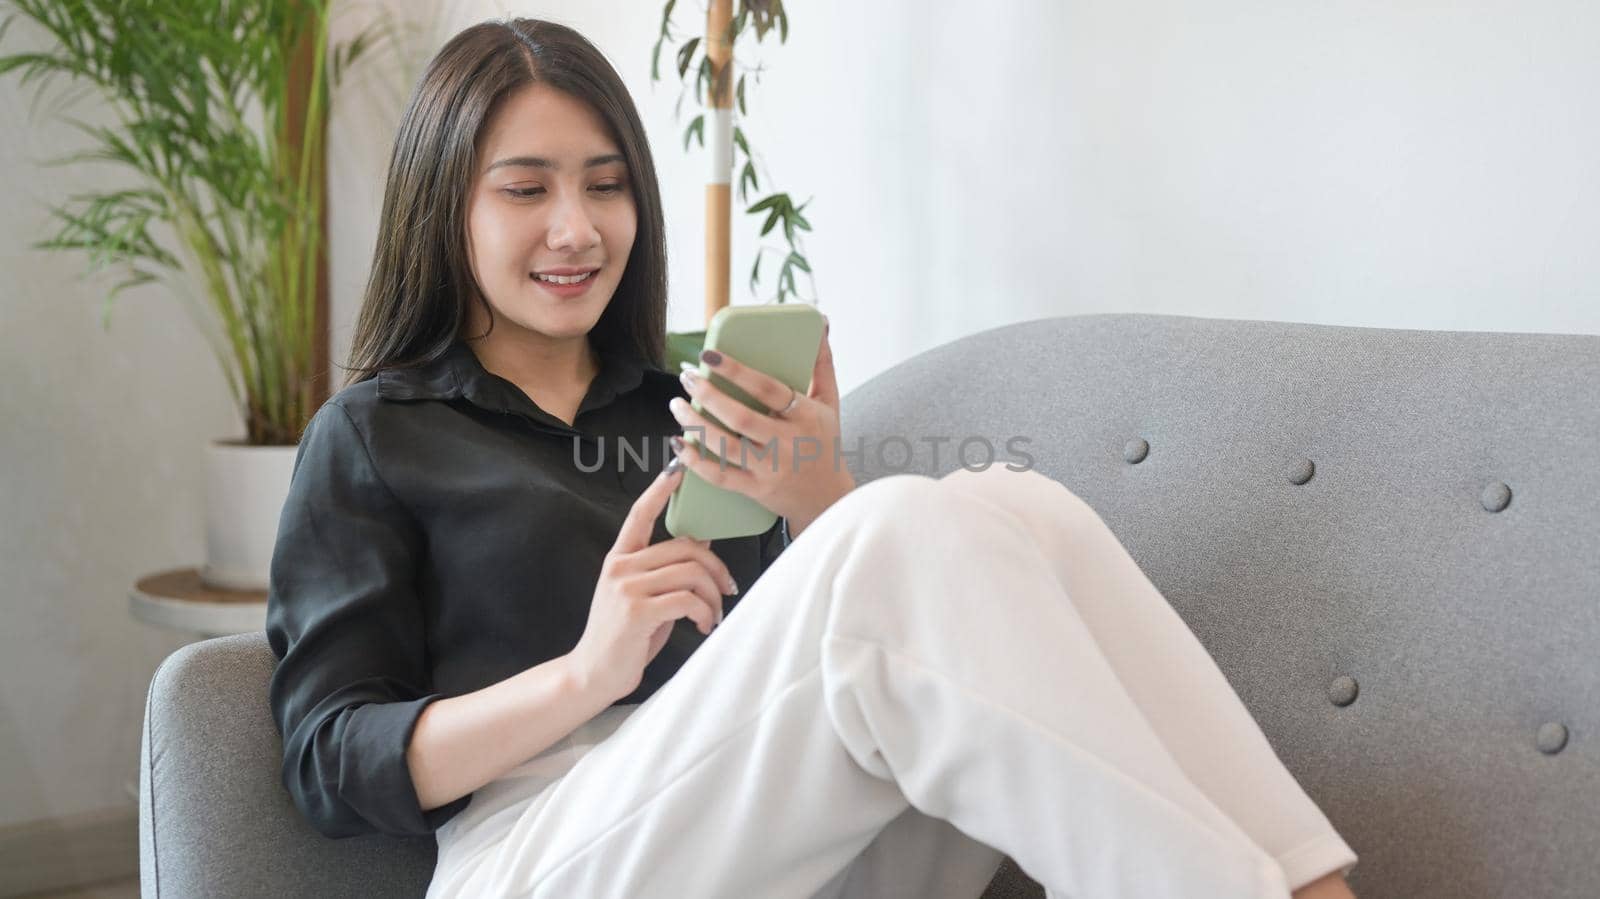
[200,439,300,592]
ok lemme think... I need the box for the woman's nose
[546,196,600,251]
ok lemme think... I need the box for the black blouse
[265,337,789,839]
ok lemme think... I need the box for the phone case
[665,303,825,540]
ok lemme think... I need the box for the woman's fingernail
[679,369,699,392]
[822,314,829,336]
[700,349,723,367]
[727,579,739,595]
[670,435,686,454]
[664,455,684,475]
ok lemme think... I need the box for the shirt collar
[376,338,663,428]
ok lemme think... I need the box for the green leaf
[760,208,782,236]
[106,267,159,312]
[749,249,763,293]
[682,113,705,151]
[676,36,700,79]
[739,161,758,201]
[694,56,711,104]
[746,194,781,214]
[787,251,810,273]
[736,73,747,116]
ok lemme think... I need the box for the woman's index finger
[615,463,684,553]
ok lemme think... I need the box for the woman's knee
[939,465,1091,510]
[935,466,1106,545]
[937,464,1044,491]
[823,472,944,527]
[823,471,1025,545]
[821,468,1102,538]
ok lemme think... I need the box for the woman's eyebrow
[486,153,626,173]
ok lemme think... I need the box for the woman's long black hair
[342,18,669,388]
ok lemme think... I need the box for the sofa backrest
[837,312,1600,898]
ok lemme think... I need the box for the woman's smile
[529,267,600,298]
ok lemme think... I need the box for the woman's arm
[268,402,471,838]
[271,400,677,833]
[406,652,617,812]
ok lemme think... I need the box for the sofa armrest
[139,632,436,897]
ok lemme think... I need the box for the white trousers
[426,467,1358,899]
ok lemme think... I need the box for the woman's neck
[465,330,601,402]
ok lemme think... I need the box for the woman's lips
[529,269,597,298]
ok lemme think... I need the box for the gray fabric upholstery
[139,631,437,898]
[140,312,1597,897]
[838,312,1599,898]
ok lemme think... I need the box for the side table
[129,567,268,638]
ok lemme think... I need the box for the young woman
[266,18,1360,899]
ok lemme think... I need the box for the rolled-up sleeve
[265,401,470,838]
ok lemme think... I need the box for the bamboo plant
[0,1,394,444]
[651,0,816,370]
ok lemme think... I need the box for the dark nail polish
[664,455,684,474]
[700,349,723,367]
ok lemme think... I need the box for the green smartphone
[665,303,825,540]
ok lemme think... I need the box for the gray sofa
[140,312,1599,897]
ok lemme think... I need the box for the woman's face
[465,82,637,345]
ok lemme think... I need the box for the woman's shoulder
[326,377,383,417]
[304,376,474,480]
[301,378,420,454]
[307,379,384,437]
[291,382,438,508]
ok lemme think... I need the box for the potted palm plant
[0,0,397,589]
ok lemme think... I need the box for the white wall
[0,21,238,825]
[4,0,1599,830]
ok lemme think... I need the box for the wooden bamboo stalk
[285,5,330,415]
[704,0,734,325]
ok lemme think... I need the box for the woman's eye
[503,184,625,199]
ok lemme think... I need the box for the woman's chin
[515,312,603,340]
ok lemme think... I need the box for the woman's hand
[568,461,739,702]
[668,316,855,537]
